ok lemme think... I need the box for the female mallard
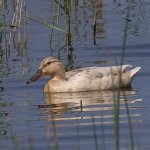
[27,57,141,93]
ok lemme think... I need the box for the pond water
[0,0,150,150]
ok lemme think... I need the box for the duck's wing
[65,67,99,78]
[65,68,85,78]
[65,65,133,78]
[67,69,105,91]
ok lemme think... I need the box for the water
[0,0,150,150]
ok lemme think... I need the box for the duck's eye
[47,62,51,65]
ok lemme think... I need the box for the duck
[26,56,141,93]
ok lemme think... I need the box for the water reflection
[41,89,142,150]
[43,90,141,114]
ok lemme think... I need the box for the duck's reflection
[42,89,142,149]
[43,90,142,114]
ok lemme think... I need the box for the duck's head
[27,57,66,84]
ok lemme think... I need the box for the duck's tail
[130,67,141,78]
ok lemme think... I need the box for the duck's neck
[51,70,67,81]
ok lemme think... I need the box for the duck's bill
[26,69,42,84]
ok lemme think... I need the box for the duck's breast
[44,80,72,93]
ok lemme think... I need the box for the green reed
[0,32,2,62]
[1,0,10,56]
[93,0,103,45]
[0,0,28,60]
[113,1,135,150]
[124,92,135,149]
[28,0,77,61]
[92,115,99,150]
[11,0,28,50]
[53,0,74,61]
[64,0,72,58]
